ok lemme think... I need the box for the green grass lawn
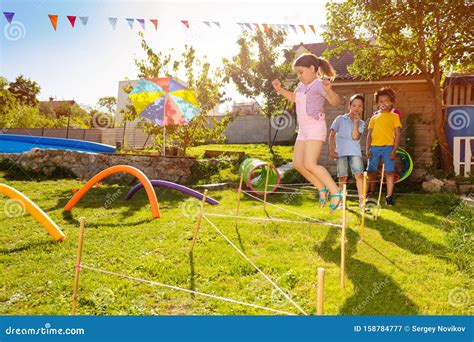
[0,170,472,316]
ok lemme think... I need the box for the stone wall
[0,148,196,184]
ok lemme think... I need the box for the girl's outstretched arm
[272,79,295,103]
[322,79,340,106]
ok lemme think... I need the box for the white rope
[276,185,315,192]
[243,190,309,195]
[80,264,296,316]
[202,215,308,316]
[242,191,342,228]
[205,213,342,228]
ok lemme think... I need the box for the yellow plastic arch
[63,165,160,218]
[0,183,66,241]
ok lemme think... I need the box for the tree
[222,29,295,149]
[0,77,17,127]
[323,0,473,172]
[133,33,229,155]
[8,75,41,107]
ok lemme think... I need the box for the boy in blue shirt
[329,94,366,210]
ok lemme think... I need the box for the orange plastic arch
[0,183,66,241]
[63,165,160,218]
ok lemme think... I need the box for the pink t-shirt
[294,79,327,116]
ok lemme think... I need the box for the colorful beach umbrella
[128,77,200,126]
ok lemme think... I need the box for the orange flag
[150,19,158,30]
[299,24,306,34]
[181,20,189,29]
[253,23,261,32]
[262,23,269,33]
[309,24,316,35]
[48,14,58,31]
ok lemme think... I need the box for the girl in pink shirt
[272,54,342,211]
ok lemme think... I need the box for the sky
[0,0,329,111]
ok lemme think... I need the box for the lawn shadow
[0,239,56,254]
[315,227,419,314]
[366,215,448,260]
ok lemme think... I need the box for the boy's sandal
[318,186,329,208]
[329,188,343,212]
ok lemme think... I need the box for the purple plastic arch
[125,180,219,205]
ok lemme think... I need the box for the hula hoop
[239,158,281,195]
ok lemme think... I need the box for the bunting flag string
[3,11,316,35]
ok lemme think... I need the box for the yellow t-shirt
[368,112,402,146]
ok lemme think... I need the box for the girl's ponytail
[293,53,337,81]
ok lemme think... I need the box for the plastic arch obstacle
[395,147,413,183]
[125,180,219,205]
[0,184,65,241]
[239,158,281,195]
[64,165,160,218]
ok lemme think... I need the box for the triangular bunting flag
[283,24,290,32]
[48,14,58,31]
[181,20,189,29]
[309,24,316,34]
[244,23,252,31]
[212,21,220,28]
[137,19,145,30]
[262,24,269,33]
[126,18,134,29]
[289,24,297,34]
[299,24,306,34]
[67,16,76,28]
[3,12,14,24]
[203,21,211,28]
[150,19,158,30]
[79,16,88,26]
[237,23,245,30]
[253,23,261,32]
[108,17,117,30]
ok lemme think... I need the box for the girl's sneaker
[385,196,394,206]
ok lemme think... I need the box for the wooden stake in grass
[263,164,271,210]
[360,171,367,241]
[317,267,325,315]
[375,164,385,220]
[190,189,208,253]
[341,184,347,289]
[71,217,86,315]
[235,174,244,228]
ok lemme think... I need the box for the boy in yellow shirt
[366,87,401,206]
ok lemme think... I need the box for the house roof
[39,100,76,111]
[296,42,423,80]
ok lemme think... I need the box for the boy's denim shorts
[367,145,396,173]
[337,155,365,177]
